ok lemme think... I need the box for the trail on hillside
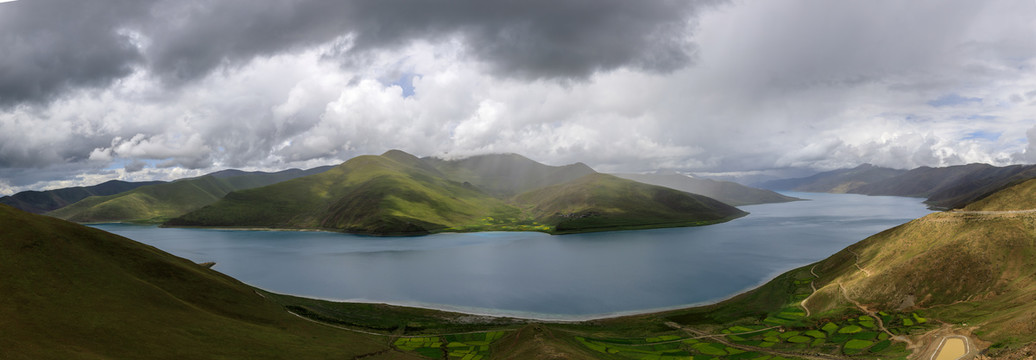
[801,264,820,317]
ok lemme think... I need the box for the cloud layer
[1,0,1035,194]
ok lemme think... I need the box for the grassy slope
[0,204,415,360]
[798,193,1036,345]
[514,173,748,233]
[424,153,597,197]
[173,151,747,235]
[169,150,516,235]
[614,172,800,206]
[0,180,165,214]
[47,168,326,223]
[963,178,1036,211]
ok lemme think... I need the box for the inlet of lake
[92,192,932,320]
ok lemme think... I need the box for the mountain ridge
[0,179,166,214]
[169,150,747,235]
[47,166,331,223]
[614,172,800,206]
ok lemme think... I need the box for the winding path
[800,264,820,317]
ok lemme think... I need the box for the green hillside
[169,150,517,235]
[514,173,747,233]
[47,167,328,223]
[0,179,165,214]
[171,151,745,235]
[0,204,409,359]
[11,173,1036,359]
[423,153,596,196]
[614,172,800,206]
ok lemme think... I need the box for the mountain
[47,167,331,223]
[423,153,597,196]
[0,179,165,214]
[169,150,746,235]
[169,150,516,235]
[758,164,906,193]
[857,163,1036,209]
[0,204,401,359]
[514,173,747,233]
[763,163,1036,209]
[613,172,800,206]
[798,189,1036,347]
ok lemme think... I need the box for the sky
[1,0,1035,195]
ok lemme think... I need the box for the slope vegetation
[962,177,1036,211]
[614,172,800,206]
[424,153,596,196]
[0,180,164,214]
[48,167,328,223]
[171,151,745,235]
[790,180,1036,348]
[170,150,516,235]
[515,173,747,233]
[0,204,406,359]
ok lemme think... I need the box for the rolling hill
[169,150,746,235]
[613,172,800,206]
[423,153,597,196]
[514,173,747,233]
[0,204,407,359]
[10,160,1036,359]
[47,167,330,223]
[0,179,165,214]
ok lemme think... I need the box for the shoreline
[252,263,802,323]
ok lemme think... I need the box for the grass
[48,169,322,223]
[169,151,747,235]
[16,176,1036,358]
[0,204,398,359]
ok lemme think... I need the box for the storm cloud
[1,0,713,104]
[0,0,1034,195]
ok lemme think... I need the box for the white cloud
[2,0,1036,193]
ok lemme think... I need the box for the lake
[92,192,932,320]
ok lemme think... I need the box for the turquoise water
[92,192,932,320]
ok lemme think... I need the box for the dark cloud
[1,0,715,103]
[0,0,152,106]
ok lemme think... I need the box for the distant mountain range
[613,172,800,206]
[47,166,331,223]
[760,163,1036,209]
[168,150,747,235]
[0,180,165,214]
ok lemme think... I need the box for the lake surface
[92,192,932,320]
